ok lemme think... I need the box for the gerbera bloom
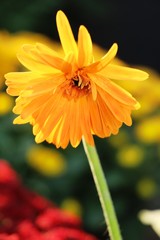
[5,11,148,148]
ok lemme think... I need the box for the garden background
[0,0,160,239]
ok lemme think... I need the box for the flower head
[5,11,148,148]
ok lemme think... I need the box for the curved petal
[5,72,41,96]
[13,115,32,124]
[78,25,93,67]
[34,93,65,143]
[21,74,65,98]
[96,94,122,135]
[86,43,118,72]
[79,96,94,145]
[98,88,133,126]
[33,94,83,148]
[50,117,70,148]
[89,73,140,108]
[35,43,72,73]
[68,99,82,147]
[20,93,51,119]
[90,80,97,101]
[100,64,149,81]
[46,99,72,148]
[46,97,93,148]
[19,44,71,73]
[56,11,77,56]
[5,72,65,96]
[88,94,122,137]
[17,47,59,73]
[88,95,105,137]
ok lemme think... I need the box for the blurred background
[0,0,160,239]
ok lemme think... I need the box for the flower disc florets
[64,69,91,99]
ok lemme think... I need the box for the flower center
[63,70,91,99]
[72,73,89,89]
[72,77,80,87]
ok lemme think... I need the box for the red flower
[0,160,19,186]
[44,227,98,240]
[0,160,98,240]
[0,234,19,240]
[36,208,81,230]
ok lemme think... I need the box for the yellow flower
[116,144,144,168]
[138,209,160,237]
[26,145,66,176]
[0,92,14,115]
[135,115,160,144]
[61,198,83,217]
[136,178,157,199]
[5,11,148,148]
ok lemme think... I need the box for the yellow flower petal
[56,10,77,56]
[79,96,94,145]
[5,72,47,96]
[90,80,97,100]
[98,88,132,126]
[5,72,65,97]
[33,94,64,136]
[89,93,122,137]
[19,44,71,73]
[35,43,72,72]
[89,73,139,108]
[13,115,32,124]
[78,25,93,67]
[17,50,56,73]
[101,64,149,81]
[86,43,118,72]
[68,100,82,147]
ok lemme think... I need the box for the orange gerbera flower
[5,11,148,148]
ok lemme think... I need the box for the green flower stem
[82,137,122,240]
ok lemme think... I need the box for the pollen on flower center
[63,71,91,99]
[72,73,89,90]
